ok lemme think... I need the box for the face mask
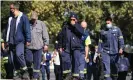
[31,19,36,24]
[106,23,112,29]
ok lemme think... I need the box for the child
[87,45,99,80]
[41,45,51,80]
[118,53,130,80]
[51,49,62,80]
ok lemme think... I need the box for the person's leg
[78,52,85,79]
[87,64,92,80]
[58,65,62,80]
[72,50,80,79]
[60,51,66,79]
[33,49,42,79]
[45,65,50,80]
[123,71,127,80]
[41,65,45,80]
[61,51,71,79]
[7,50,14,79]
[92,66,99,80]
[25,48,33,79]
[9,44,21,79]
[110,54,119,80]
[65,52,72,79]
[101,53,111,80]
[15,43,27,70]
[118,71,127,80]
[54,64,58,80]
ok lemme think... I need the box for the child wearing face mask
[118,53,130,80]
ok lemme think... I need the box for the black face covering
[31,19,36,25]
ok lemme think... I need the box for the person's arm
[73,23,84,36]
[98,32,103,54]
[42,54,46,63]
[117,28,124,54]
[41,21,49,46]
[1,42,5,50]
[85,36,91,60]
[23,15,31,45]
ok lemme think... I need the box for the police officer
[98,17,124,80]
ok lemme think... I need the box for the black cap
[70,12,78,20]
[105,17,112,21]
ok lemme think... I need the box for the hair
[10,3,19,10]
[105,17,112,22]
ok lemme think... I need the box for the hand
[71,21,76,26]
[119,48,123,55]
[85,57,89,63]
[93,58,96,63]
[26,42,30,46]
[85,56,87,61]
[59,48,63,53]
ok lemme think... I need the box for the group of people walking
[1,3,132,80]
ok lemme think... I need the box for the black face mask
[31,19,36,24]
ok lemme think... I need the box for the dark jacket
[59,22,84,52]
[98,26,124,54]
[6,12,31,44]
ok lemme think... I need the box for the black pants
[54,64,62,80]
[118,71,127,80]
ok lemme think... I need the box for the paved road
[41,69,132,80]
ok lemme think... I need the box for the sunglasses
[10,8,15,10]
[71,19,76,21]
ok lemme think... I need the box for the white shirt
[53,51,60,65]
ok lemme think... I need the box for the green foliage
[1,1,133,43]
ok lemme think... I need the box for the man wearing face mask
[98,17,124,80]
[25,11,49,80]
[5,3,31,79]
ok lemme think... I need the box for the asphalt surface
[40,69,132,80]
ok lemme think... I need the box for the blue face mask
[106,23,112,29]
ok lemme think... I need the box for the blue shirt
[118,57,130,72]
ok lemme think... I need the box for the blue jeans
[41,65,50,80]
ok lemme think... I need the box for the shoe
[21,70,30,80]
[73,77,80,80]
[13,71,21,80]
[65,74,72,80]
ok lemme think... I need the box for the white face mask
[106,23,112,29]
